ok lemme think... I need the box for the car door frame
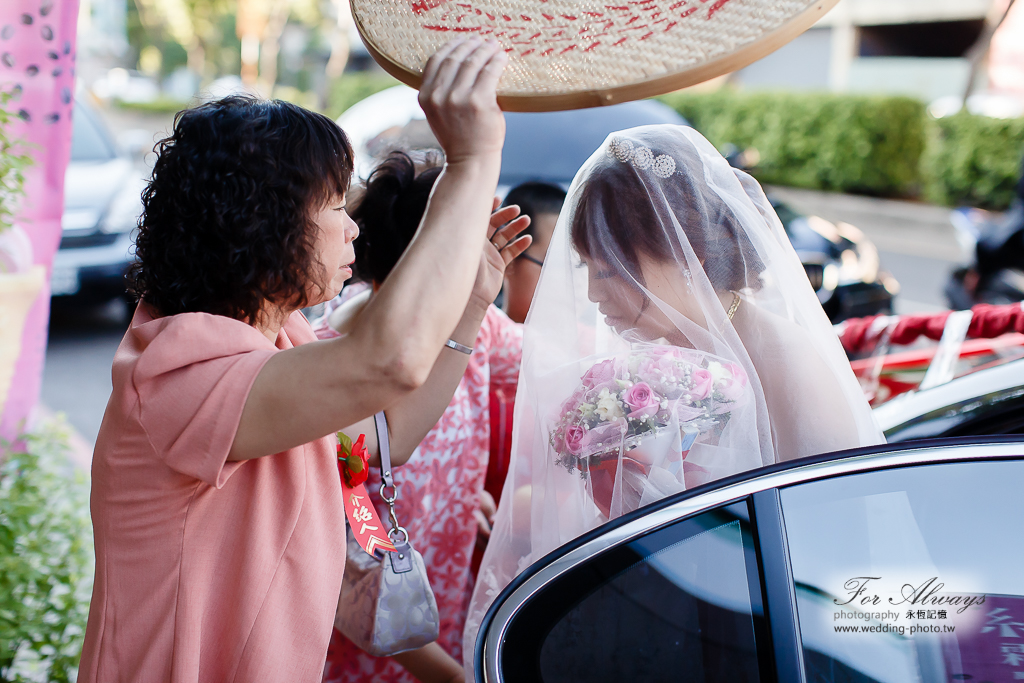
[476,435,1024,683]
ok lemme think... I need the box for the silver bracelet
[444,339,473,355]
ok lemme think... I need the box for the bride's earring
[683,269,693,292]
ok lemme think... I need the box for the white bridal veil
[464,125,882,671]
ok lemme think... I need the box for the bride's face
[583,253,708,338]
[584,257,646,333]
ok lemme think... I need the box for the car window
[500,102,686,187]
[780,460,1024,683]
[70,105,116,163]
[497,501,770,683]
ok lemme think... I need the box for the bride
[463,124,882,670]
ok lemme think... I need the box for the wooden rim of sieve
[352,0,838,112]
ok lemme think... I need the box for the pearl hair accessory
[608,138,676,178]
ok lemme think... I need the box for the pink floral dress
[315,285,522,683]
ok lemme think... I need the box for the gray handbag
[335,411,440,656]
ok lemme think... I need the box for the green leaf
[336,431,353,457]
[345,453,364,474]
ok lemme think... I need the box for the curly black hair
[349,152,441,285]
[127,96,353,322]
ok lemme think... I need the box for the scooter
[945,201,1024,310]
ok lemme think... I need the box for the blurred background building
[737,0,1023,114]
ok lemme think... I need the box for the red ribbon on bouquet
[338,433,397,556]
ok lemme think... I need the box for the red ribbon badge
[338,432,397,556]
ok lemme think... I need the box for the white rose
[595,388,625,422]
[707,361,733,384]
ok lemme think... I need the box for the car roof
[500,100,687,188]
[336,85,688,187]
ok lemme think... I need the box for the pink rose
[717,362,748,402]
[559,386,587,417]
[564,424,590,455]
[581,358,625,390]
[689,368,713,401]
[622,382,660,419]
[637,353,682,384]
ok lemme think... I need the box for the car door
[479,440,1024,683]
[779,455,1024,683]
[485,498,773,683]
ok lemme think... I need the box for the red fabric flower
[337,433,369,488]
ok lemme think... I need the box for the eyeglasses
[518,252,544,268]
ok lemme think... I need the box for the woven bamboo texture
[352,0,837,111]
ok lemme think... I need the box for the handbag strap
[374,411,394,489]
[373,411,410,549]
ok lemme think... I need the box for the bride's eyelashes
[594,269,617,280]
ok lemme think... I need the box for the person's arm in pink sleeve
[310,295,343,340]
[310,315,341,340]
[340,206,529,468]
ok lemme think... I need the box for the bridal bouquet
[550,346,749,477]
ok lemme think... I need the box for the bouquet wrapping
[549,345,750,515]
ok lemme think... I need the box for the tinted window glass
[781,460,1024,683]
[499,502,769,683]
[70,105,116,162]
[500,102,685,187]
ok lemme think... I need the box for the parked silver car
[52,101,144,302]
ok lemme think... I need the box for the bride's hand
[468,197,531,310]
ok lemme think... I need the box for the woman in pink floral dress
[316,153,523,683]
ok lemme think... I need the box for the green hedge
[112,97,191,115]
[1,421,92,682]
[658,90,927,197]
[922,112,1024,209]
[657,89,1024,208]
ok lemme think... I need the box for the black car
[476,437,1024,683]
[771,199,897,322]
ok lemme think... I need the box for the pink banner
[0,0,79,438]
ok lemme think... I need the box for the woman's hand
[469,198,532,311]
[419,37,508,165]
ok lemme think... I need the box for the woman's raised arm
[229,38,509,461]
